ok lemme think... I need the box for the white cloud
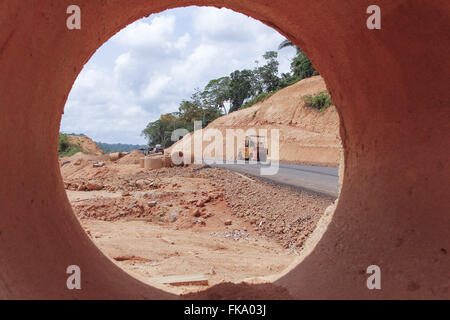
[114,52,131,71]
[171,33,191,50]
[141,74,173,101]
[193,7,256,42]
[61,7,297,144]
[113,15,176,49]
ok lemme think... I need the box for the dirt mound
[59,152,107,177]
[168,76,341,166]
[117,150,144,165]
[67,135,103,155]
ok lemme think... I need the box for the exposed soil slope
[67,135,104,155]
[168,76,341,166]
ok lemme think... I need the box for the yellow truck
[238,135,268,162]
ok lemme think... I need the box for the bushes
[58,134,82,157]
[302,91,333,111]
[240,91,275,110]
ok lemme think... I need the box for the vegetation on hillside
[302,91,333,111]
[142,40,326,148]
[59,132,146,155]
[58,134,83,157]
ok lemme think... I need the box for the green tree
[256,51,280,92]
[201,76,231,114]
[278,39,297,51]
[228,69,255,113]
[291,50,317,79]
[278,40,317,80]
[179,90,222,128]
[141,113,178,148]
[177,98,204,131]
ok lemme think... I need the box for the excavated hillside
[67,135,104,155]
[168,76,341,166]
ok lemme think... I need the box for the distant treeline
[60,132,146,153]
[95,141,147,154]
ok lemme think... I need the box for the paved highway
[206,160,340,198]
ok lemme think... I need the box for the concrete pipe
[0,0,448,299]
[109,152,120,162]
[144,157,165,170]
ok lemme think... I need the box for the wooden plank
[234,172,255,182]
[125,218,153,222]
[161,237,175,245]
[151,274,209,286]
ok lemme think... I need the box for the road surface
[205,160,339,198]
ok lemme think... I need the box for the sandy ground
[77,212,293,295]
[67,177,297,295]
[62,151,333,295]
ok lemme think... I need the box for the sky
[60,6,297,145]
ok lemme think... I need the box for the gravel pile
[156,166,335,249]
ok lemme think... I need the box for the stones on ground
[210,230,250,241]
[147,260,158,266]
[93,161,105,168]
[224,219,232,226]
[61,160,71,167]
[67,162,333,250]
[148,201,157,207]
[193,208,202,217]
[192,218,206,226]
[86,180,103,191]
[121,191,130,196]
[170,210,179,222]
[196,199,205,207]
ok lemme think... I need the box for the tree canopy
[142,42,319,147]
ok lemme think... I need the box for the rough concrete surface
[0,0,449,299]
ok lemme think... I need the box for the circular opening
[3,0,449,300]
[59,6,342,295]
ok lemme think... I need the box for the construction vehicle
[140,144,164,156]
[238,135,268,162]
[153,144,164,154]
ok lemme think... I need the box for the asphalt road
[208,161,339,198]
